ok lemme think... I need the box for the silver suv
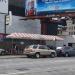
[24,45,56,58]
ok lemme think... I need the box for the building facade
[66,18,75,35]
[9,0,25,16]
[0,14,41,34]
[56,18,75,47]
[0,0,41,34]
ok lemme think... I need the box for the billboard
[36,0,75,15]
[25,0,36,16]
[0,0,8,14]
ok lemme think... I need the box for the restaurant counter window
[72,18,75,24]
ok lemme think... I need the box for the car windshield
[64,47,70,49]
[63,46,72,50]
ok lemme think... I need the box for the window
[64,47,71,50]
[72,26,73,30]
[69,32,73,35]
[71,32,73,35]
[74,26,75,30]
[72,19,75,24]
[33,45,38,49]
[44,46,49,50]
[69,32,70,35]
[39,46,47,49]
[69,27,71,30]
[74,32,75,35]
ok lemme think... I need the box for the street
[0,56,75,75]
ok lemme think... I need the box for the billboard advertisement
[25,0,36,16]
[36,0,75,15]
[0,0,8,14]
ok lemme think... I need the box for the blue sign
[36,0,75,15]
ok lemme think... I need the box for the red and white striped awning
[6,33,63,41]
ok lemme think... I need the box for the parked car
[56,46,75,57]
[23,45,56,58]
[0,49,6,55]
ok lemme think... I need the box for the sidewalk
[0,55,26,59]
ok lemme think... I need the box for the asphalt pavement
[0,56,75,75]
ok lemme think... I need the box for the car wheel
[35,53,40,58]
[50,53,55,58]
[65,53,69,57]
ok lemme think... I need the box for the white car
[24,45,56,58]
[0,49,5,55]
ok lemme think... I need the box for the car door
[70,48,75,56]
[69,48,75,56]
[38,45,49,55]
[73,48,75,56]
[44,46,51,55]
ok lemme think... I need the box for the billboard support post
[0,0,8,35]
[4,11,12,34]
[4,15,7,34]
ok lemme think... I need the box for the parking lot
[0,56,75,75]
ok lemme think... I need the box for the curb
[0,55,26,59]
